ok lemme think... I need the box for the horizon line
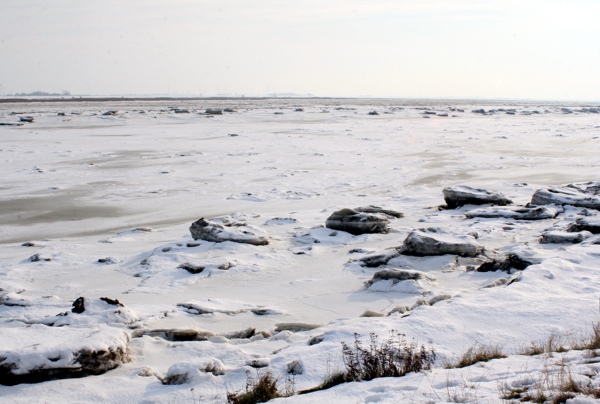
[1,95,599,105]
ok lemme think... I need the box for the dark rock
[567,216,600,234]
[161,360,225,384]
[0,293,28,307]
[294,108,304,112]
[443,185,512,208]
[291,246,311,255]
[162,373,188,385]
[189,218,269,245]
[205,108,222,115]
[476,254,533,272]
[131,227,153,233]
[102,111,117,116]
[348,248,371,254]
[287,360,304,375]
[100,297,123,306]
[368,111,379,115]
[178,263,205,274]
[401,228,483,257]
[224,108,236,113]
[172,109,189,113]
[540,230,591,244]
[217,261,231,270]
[354,205,404,218]
[325,208,390,235]
[224,327,256,339]
[264,217,299,225]
[358,248,401,267]
[531,183,600,210]
[178,301,273,316]
[465,206,558,220]
[365,269,428,288]
[308,335,324,345]
[19,116,34,123]
[177,258,233,274]
[21,242,35,247]
[72,297,85,314]
[274,323,322,333]
[97,257,117,264]
[247,359,270,368]
[360,310,386,317]
[428,294,451,305]
[29,253,51,262]
[387,306,410,316]
[0,122,24,126]
[132,329,215,341]
[250,308,272,315]
[482,274,521,288]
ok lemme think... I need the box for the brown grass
[227,371,292,404]
[444,344,506,369]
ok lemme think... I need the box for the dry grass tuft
[341,332,436,382]
[299,331,435,394]
[445,344,506,369]
[227,371,293,404]
[500,358,600,403]
[572,322,600,352]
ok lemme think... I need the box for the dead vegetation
[444,344,506,369]
[299,331,435,394]
[227,371,294,404]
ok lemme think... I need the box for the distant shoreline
[0,96,597,106]
[0,96,278,104]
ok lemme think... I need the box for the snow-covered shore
[1,99,600,402]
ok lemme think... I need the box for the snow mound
[162,358,225,384]
[365,269,436,293]
[293,226,357,246]
[26,297,139,327]
[465,206,558,220]
[178,298,283,316]
[0,324,130,386]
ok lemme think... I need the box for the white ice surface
[2,99,600,402]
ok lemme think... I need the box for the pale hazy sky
[1,0,599,100]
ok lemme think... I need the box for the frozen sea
[1,98,600,402]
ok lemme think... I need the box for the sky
[1,0,599,100]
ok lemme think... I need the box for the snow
[2,99,600,402]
